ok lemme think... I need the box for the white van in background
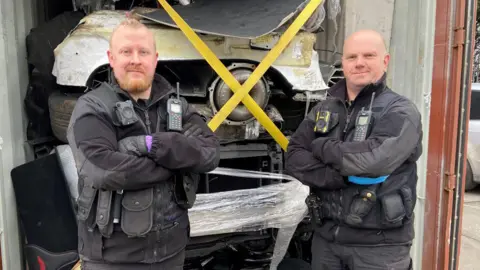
[466,83,480,191]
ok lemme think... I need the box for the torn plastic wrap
[189,167,310,270]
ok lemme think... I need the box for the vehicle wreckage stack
[19,0,344,269]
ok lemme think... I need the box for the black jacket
[285,74,423,246]
[67,74,220,263]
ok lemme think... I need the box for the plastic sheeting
[191,168,310,269]
[55,145,310,269]
[190,167,309,237]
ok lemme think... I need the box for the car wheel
[465,160,478,191]
[278,258,311,270]
[48,91,82,143]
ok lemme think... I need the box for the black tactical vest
[310,87,421,232]
[70,81,197,263]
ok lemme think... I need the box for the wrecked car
[51,9,333,145]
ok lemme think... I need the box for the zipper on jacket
[131,105,159,261]
[143,111,152,134]
[343,108,355,134]
[338,97,357,141]
[132,106,150,135]
[343,112,351,133]
[154,229,160,260]
[338,99,351,134]
[334,225,340,242]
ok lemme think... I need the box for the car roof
[472,83,480,92]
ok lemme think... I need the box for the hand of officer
[118,135,151,156]
[181,122,203,138]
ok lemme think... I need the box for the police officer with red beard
[67,18,220,270]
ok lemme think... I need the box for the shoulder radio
[352,92,376,142]
[167,82,183,132]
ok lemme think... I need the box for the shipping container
[0,0,475,269]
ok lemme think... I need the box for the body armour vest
[67,81,197,263]
[309,87,421,232]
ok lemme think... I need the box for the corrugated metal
[388,0,436,269]
[0,0,40,269]
[315,0,345,65]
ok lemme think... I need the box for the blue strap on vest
[348,175,389,185]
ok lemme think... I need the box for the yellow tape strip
[156,0,323,150]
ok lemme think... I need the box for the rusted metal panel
[449,0,476,267]
[422,0,473,268]
[422,0,454,268]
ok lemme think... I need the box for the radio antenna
[176,82,180,99]
[368,92,376,111]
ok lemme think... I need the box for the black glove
[311,137,343,171]
[118,135,149,156]
[311,137,328,160]
[181,122,203,138]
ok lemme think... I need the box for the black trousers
[311,232,412,270]
[81,250,185,270]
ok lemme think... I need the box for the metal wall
[0,0,40,269]
[422,0,475,268]
[388,0,436,268]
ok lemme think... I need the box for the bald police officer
[286,29,422,269]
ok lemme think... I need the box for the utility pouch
[306,193,323,227]
[399,186,414,218]
[96,190,114,238]
[317,192,332,220]
[345,186,378,226]
[381,193,406,226]
[121,188,154,237]
[77,184,98,230]
[173,172,199,210]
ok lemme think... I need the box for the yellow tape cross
[157,0,323,150]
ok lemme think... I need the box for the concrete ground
[458,187,480,270]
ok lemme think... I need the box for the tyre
[278,258,311,270]
[48,91,82,143]
[465,160,478,191]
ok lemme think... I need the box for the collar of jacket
[111,73,175,106]
[328,72,388,103]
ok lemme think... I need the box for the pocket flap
[122,188,153,211]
